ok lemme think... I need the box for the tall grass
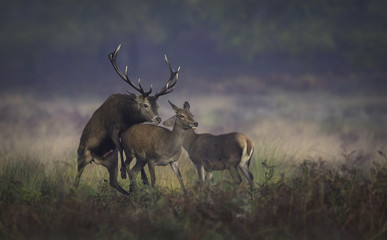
[0,149,386,239]
[0,90,386,239]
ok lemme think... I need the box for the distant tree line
[195,0,387,70]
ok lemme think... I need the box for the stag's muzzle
[153,116,162,124]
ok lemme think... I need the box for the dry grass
[0,89,386,239]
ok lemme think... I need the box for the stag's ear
[128,93,143,110]
[162,115,176,127]
[183,101,190,110]
[168,100,179,111]
[128,92,137,101]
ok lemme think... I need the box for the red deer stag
[75,45,180,195]
[121,101,198,195]
[162,111,254,188]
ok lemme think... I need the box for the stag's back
[78,95,138,152]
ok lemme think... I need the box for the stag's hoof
[142,178,149,186]
[120,167,127,179]
[129,184,136,193]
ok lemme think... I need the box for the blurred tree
[0,0,166,51]
[0,0,386,89]
[0,0,166,86]
[191,0,387,71]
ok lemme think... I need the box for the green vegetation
[0,90,386,239]
[1,1,386,238]
[1,149,386,239]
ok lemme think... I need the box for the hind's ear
[183,101,190,110]
[168,100,179,111]
[162,115,176,127]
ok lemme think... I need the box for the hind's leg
[140,167,150,185]
[125,156,150,186]
[147,162,156,187]
[228,166,242,185]
[239,164,254,186]
[124,151,149,186]
[128,158,147,192]
[195,165,205,186]
[239,146,254,186]
[205,171,213,183]
[100,149,128,195]
[239,164,254,197]
[170,161,186,195]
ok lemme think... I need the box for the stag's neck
[121,98,145,124]
[182,129,197,151]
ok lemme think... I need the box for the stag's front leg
[111,131,126,179]
[170,161,186,195]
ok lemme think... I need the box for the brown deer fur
[74,45,179,195]
[75,93,160,195]
[121,101,197,194]
[162,115,255,187]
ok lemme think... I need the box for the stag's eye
[143,103,149,108]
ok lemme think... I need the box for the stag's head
[167,101,198,130]
[127,93,160,124]
[109,44,180,125]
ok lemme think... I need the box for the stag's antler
[154,55,180,99]
[109,44,152,97]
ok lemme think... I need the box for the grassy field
[0,89,386,239]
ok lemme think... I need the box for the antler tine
[109,44,149,96]
[146,83,153,95]
[138,78,153,96]
[155,55,180,98]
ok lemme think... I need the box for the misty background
[1,2,387,238]
[0,0,386,170]
[1,0,386,95]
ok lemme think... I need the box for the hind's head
[166,101,198,130]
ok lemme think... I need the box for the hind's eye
[179,114,185,119]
